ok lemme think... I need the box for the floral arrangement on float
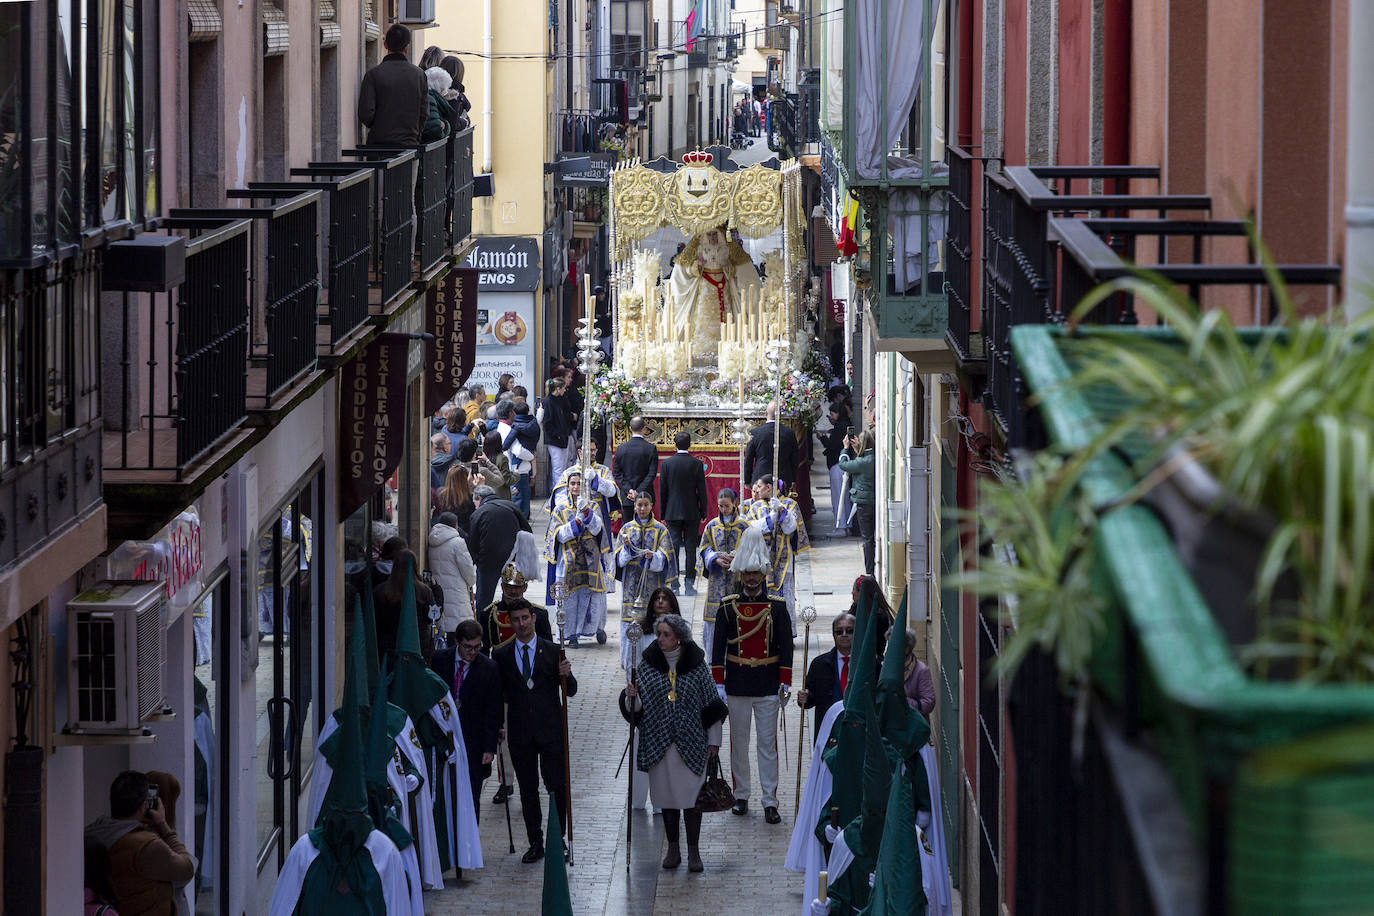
[590,367,640,427]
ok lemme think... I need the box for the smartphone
[846,426,855,438]
[146,786,159,811]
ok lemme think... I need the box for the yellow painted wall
[432,0,552,239]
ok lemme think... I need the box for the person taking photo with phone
[837,430,877,576]
[85,770,195,916]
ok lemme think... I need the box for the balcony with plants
[956,224,1357,914]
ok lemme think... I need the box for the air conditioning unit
[399,0,435,24]
[66,581,168,735]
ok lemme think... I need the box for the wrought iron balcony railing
[945,146,994,366]
[171,192,324,401]
[265,168,375,350]
[344,141,448,276]
[448,128,475,250]
[0,255,104,568]
[982,166,1209,447]
[105,220,250,476]
[310,148,416,306]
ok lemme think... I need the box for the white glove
[916,809,932,831]
[868,872,876,888]
[716,685,728,703]
[770,497,782,512]
[404,773,420,793]
[809,899,831,916]
[824,824,841,844]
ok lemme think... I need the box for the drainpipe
[1347,0,1374,318]
[482,0,493,172]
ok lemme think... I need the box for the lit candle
[818,870,828,902]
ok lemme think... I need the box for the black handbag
[695,755,735,813]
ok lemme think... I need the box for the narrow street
[427,461,860,914]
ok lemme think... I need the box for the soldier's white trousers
[727,693,780,808]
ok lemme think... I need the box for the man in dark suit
[494,602,578,863]
[743,400,800,490]
[465,485,531,613]
[658,430,708,596]
[796,612,855,740]
[430,619,501,819]
[613,415,660,504]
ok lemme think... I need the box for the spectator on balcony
[440,56,472,131]
[358,24,426,147]
[422,66,454,143]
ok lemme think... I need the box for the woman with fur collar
[621,614,728,872]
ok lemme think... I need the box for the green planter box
[1011,324,1374,915]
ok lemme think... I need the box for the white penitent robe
[426,695,484,871]
[785,701,845,916]
[267,829,410,916]
[919,742,954,916]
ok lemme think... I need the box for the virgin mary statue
[667,227,762,369]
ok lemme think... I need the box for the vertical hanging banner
[340,334,410,519]
[424,266,479,416]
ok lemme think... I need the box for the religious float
[590,147,825,519]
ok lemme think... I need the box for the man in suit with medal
[796,612,855,741]
[494,602,577,863]
[710,524,794,825]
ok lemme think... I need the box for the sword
[554,585,575,867]
[624,620,642,874]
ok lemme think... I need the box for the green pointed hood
[541,803,574,916]
[394,555,423,659]
[387,555,451,751]
[844,582,880,714]
[817,585,878,844]
[859,760,927,916]
[362,572,383,697]
[853,694,894,858]
[318,601,371,820]
[877,587,931,756]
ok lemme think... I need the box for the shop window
[192,571,230,916]
[253,476,321,877]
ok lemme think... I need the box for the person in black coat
[795,612,855,740]
[658,431,708,595]
[465,485,532,613]
[613,415,660,503]
[494,602,578,863]
[430,619,501,820]
[743,401,800,489]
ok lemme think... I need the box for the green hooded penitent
[387,556,452,753]
[297,601,386,914]
[875,588,932,815]
[859,758,926,916]
[816,583,880,847]
[829,694,897,914]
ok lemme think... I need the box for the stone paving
[425,459,864,915]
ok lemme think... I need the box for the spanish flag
[836,194,860,257]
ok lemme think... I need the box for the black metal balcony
[945,146,995,366]
[797,70,821,145]
[768,94,799,156]
[0,256,105,568]
[344,142,448,278]
[170,192,323,402]
[263,168,375,350]
[982,166,1210,448]
[105,220,250,477]
[1009,649,1203,916]
[447,128,475,250]
[311,148,416,306]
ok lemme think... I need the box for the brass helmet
[500,562,528,587]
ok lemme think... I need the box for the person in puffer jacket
[429,512,478,635]
[423,67,454,142]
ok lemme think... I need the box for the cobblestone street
[426,463,861,914]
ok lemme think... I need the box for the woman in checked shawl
[621,613,729,873]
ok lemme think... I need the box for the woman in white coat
[428,511,478,637]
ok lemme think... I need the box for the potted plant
[976,262,1374,914]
